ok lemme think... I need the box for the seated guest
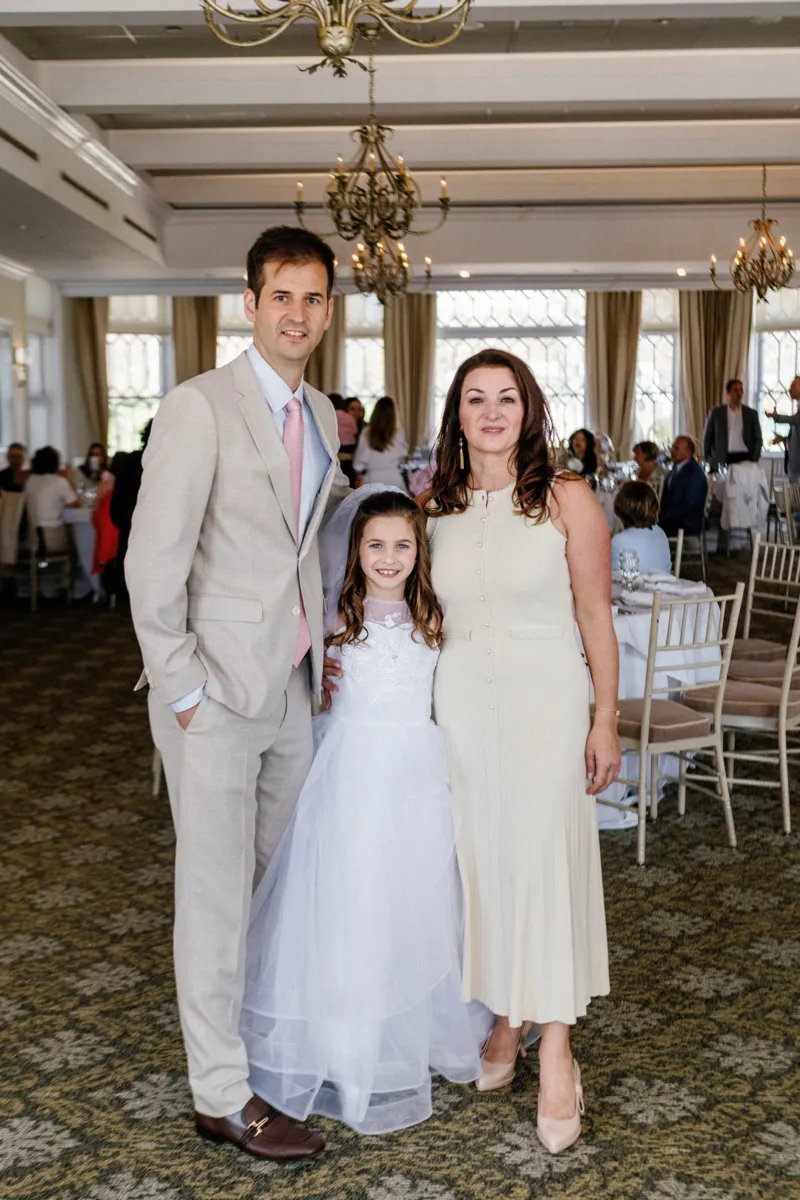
[74,441,109,488]
[703,379,762,471]
[0,442,27,492]
[659,436,708,537]
[766,375,800,483]
[632,440,664,484]
[331,395,358,487]
[25,446,81,529]
[355,395,408,489]
[611,481,672,574]
[566,428,601,489]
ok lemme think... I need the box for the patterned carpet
[1,557,799,1200]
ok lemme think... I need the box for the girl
[241,486,482,1135]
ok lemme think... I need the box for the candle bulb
[337,155,344,176]
[710,254,717,265]
[296,181,303,204]
[440,177,448,200]
[369,150,376,172]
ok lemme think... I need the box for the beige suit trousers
[148,664,313,1117]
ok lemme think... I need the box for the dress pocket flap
[187,594,263,623]
[443,627,472,641]
[508,625,564,640]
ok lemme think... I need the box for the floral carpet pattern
[1,569,798,1200]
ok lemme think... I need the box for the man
[0,441,27,491]
[126,226,350,1162]
[659,435,708,537]
[703,379,763,471]
[766,375,800,483]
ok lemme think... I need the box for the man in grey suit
[702,378,763,471]
[126,227,350,1161]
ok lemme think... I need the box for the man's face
[244,258,333,383]
[789,376,800,403]
[7,446,24,471]
[727,382,744,406]
[671,438,690,464]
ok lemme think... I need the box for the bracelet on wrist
[595,707,620,718]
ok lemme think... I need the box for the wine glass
[618,549,640,590]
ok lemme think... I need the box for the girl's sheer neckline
[363,596,412,627]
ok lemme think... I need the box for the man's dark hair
[246,225,335,304]
[725,379,743,394]
[31,445,60,475]
[8,441,25,453]
[676,435,696,457]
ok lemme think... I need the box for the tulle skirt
[241,714,483,1135]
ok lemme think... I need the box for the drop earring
[459,432,465,471]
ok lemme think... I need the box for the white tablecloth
[712,462,769,534]
[62,507,100,600]
[583,592,721,829]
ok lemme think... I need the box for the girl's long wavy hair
[366,395,399,453]
[327,490,443,650]
[420,348,557,522]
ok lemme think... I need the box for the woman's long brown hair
[420,347,557,522]
[366,395,399,453]
[327,490,443,650]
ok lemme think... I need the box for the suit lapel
[232,352,297,544]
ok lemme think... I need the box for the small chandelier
[710,164,795,302]
[295,59,446,301]
[201,0,472,77]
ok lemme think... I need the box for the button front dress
[430,484,610,1027]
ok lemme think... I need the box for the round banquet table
[580,591,722,830]
[62,507,101,601]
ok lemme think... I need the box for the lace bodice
[327,598,438,725]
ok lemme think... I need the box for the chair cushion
[732,637,786,662]
[684,681,800,722]
[617,698,711,744]
[728,658,800,687]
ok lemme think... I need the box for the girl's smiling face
[359,515,418,601]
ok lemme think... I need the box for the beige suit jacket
[126,350,350,718]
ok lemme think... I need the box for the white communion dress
[241,597,482,1135]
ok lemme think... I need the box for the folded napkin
[641,571,676,583]
[620,589,655,607]
[621,582,710,606]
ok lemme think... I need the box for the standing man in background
[766,375,800,483]
[703,379,763,471]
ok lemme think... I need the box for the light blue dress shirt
[171,344,331,713]
[611,525,672,575]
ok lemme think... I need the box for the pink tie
[284,396,311,667]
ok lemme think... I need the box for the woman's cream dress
[430,484,609,1027]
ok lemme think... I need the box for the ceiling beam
[40,48,800,113]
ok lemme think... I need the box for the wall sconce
[13,344,28,387]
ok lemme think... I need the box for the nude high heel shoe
[536,1060,584,1154]
[475,1025,530,1093]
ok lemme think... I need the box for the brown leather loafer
[195,1094,324,1161]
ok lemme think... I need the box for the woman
[76,441,109,487]
[610,480,671,574]
[566,428,600,488]
[331,395,359,487]
[25,445,81,529]
[355,395,408,490]
[632,441,664,485]
[347,397,366,438]
[422,349,619,1153]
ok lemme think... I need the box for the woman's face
[348,400,364,422]
[458,366,525,462]
[571,431,588,459]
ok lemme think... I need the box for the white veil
[319,484,408,633]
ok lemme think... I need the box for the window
[0,329,12,446]
[434,289,586,442]
[106,295,170,452]
[217,293,252,368]
[633,289,680,450]
[27,333,50,451]
[755,289,800,419]
[344,294,384,409]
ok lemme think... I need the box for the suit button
[291,605,301,616]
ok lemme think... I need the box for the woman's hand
[585,714,622,796]
[322,653,343,711]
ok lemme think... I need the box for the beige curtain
[679,290,754,443]
[585,291,642,460]
[173,296,219,384]
[305,298,345,395]
[383,293,437,452]
[73,296,109,444]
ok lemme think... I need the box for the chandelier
[295,60,447,301]
[201,0,472,76]
[710,165,795,302]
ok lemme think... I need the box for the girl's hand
[585,715,622,795]
[322,653,343,710]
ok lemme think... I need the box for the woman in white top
[355,396,408,490]
[610,480,671,574]
[25,446,81,529]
